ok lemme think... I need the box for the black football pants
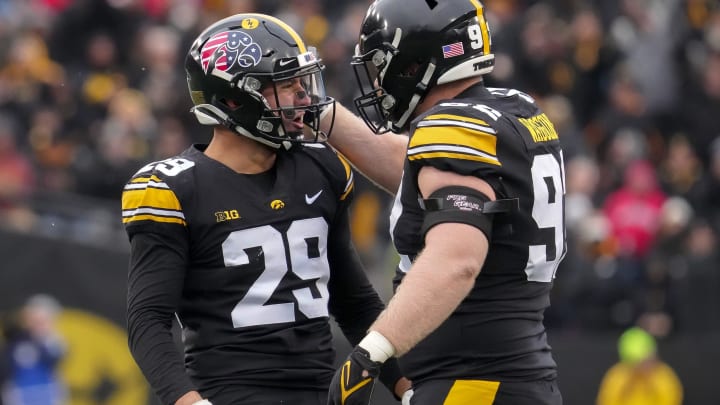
[409,378,562,405]
[205,385,327,405]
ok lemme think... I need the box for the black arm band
[421,185,496,240]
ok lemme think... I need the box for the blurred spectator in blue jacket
[1,295,66,405]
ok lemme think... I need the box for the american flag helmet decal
[441,42,465,59]
[200,30,262,73]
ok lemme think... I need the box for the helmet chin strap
[191,103,291,150]
[392,62,436,131]
[234,124,292,150]
[191,104,226,126]
[390,54,495,131]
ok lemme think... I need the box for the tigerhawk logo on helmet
[200,30,262,72]
[185,14,335,150]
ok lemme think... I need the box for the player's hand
[327,346,382,405]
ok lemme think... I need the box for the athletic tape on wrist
[359,331,395,363]
[401,389,414,405]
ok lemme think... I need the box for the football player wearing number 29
[325,1,567,404]
[121,13,409,405]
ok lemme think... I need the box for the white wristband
[401,389,414,405]
[192,400,212,405]
[358,330,396,363]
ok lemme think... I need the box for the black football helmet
[352,0,494,133]
[186,13,335,149]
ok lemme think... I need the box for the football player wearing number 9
[325,1,567,404]
[121,13,408,405]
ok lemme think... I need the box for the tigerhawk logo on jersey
[518,113,559,143]
[215,209,241,222]
[270,199,285,210]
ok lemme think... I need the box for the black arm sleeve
[326,207,383,344]
[126,231,196,405]
[326,208,404,397]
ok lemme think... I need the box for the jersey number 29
[221,217,330,328]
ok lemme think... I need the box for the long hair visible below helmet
[352,0,494,133]
[185,13,335,149]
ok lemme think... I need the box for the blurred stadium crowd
[0,0,719,338]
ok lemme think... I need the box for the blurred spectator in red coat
[604,160,667,259]
[601,160,666,327]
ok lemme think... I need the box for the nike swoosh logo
[305,190,323,205]
[279,59,294,67]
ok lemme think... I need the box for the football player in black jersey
[325,1,566,405]
[121,14,409,405]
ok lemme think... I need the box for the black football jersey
[122,143,363,395]
[391,85,567,383]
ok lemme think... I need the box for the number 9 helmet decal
[185,13,335,150]
[352,0,494,133]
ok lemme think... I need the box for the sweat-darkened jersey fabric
[122,143,386,404]
[390,85,567,384]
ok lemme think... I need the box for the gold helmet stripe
[247,13,307,53]
[469,0,491,55]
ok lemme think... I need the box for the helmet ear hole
[222,99,239,109]
[401,62,421,77]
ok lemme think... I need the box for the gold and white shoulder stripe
[408,114,501,166]
[121,175,186,225]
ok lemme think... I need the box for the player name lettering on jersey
[519,114,559,143]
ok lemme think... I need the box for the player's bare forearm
[370,222,488,355]
[324,103,407,194]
